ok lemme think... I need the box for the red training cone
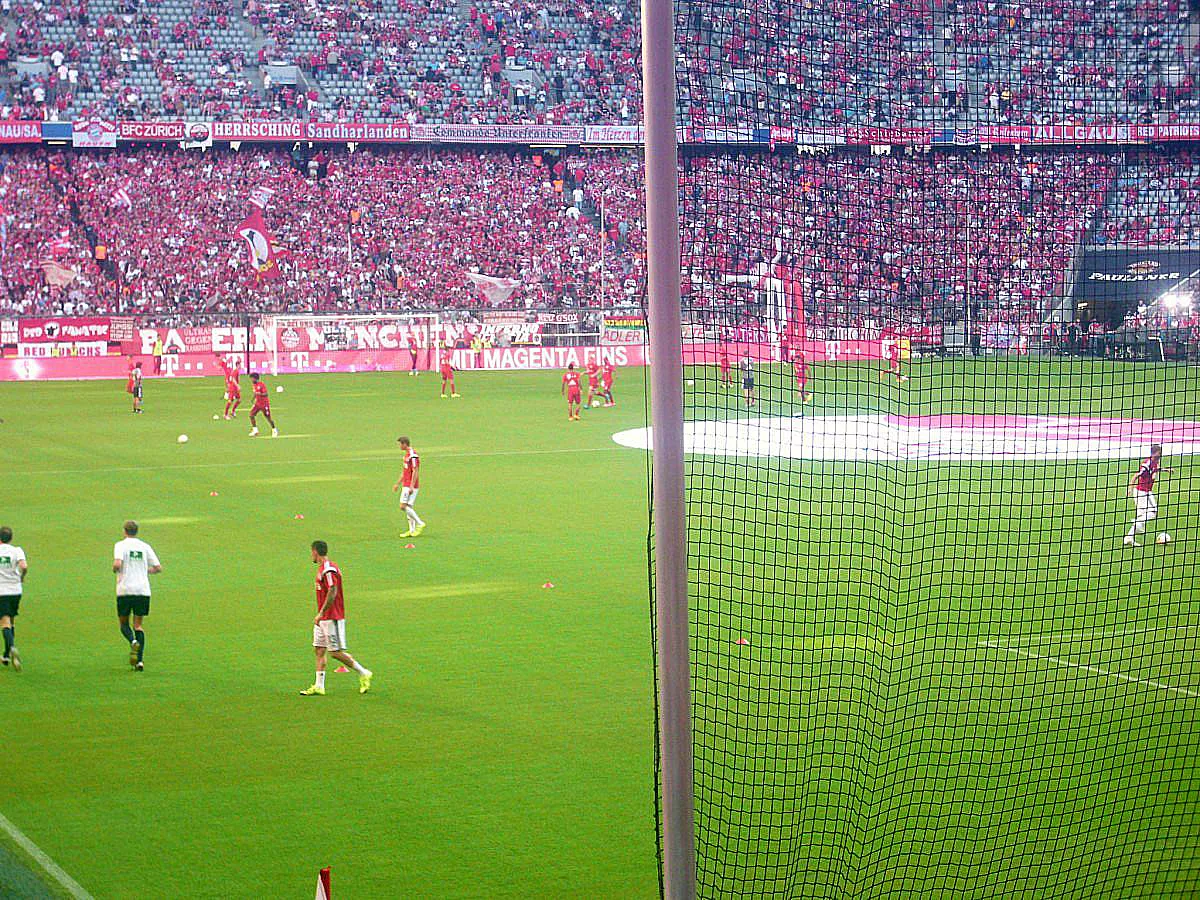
[209,491,219,496]
[404,543,416,549]
[294,513,305,520]
[334,666,350,674]
[735,638,751,646]
[542,582,555,589]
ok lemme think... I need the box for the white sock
[407,508,424,528]
[316,671,326,689]
[1126,524,1137,540]
[350,661,367,675]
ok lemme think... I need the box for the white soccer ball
[212,414,220,420]
[686,379,695,386]
[1156,532,1172,545]
[591,399,602,408]
[177,434,189,444]
[276,385,284,393]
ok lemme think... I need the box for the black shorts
[117,595,150,617]
[743,377,755,391]
[0,595,19,618]
[133,385,143,400]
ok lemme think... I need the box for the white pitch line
[17,445,623,478]
[0,810,93,899]
[988,623,1200,648]
[978,640,1200,699]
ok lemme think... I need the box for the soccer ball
[591,399,602,408]
[276,385,284,393]
[212,414,220,420]
[177,434,189,444]
[1156,532,1172,545]
[686,379,695,386]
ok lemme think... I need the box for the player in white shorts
[1125,444,1172,547]
[393,436,426,538]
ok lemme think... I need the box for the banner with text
[600,315,646,345]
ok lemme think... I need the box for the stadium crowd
[1093,150,1200,245]
[2,0,1200,125]
[0,143,1136,347]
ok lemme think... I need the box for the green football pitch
[1,359,1197,899]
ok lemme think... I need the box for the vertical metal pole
[642,0,697,894]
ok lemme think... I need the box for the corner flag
[315,866,331,900]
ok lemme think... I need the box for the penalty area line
[978,640,1199,699]
[0,810,93,900]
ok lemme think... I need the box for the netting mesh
[655,0,1200,896]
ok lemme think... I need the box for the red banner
[0,345,646,380]
[0,121,42,144]
[119,121,185,142]
[11,317,112,343]
[211,121,306,142]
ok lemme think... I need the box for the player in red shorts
[216,355,242,419]
[718,347,732,387]
[793,353,812,407]
[600,361,616,407]
[248,373,279,437]
[562,363,583,421]
[440,357,460,398]
[584,360,601,408]
[407,334,419,376]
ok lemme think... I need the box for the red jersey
[601,363,615,388]
[219,359,241,394]
[402,446,420,489]
[793,360,808,384]
[440,361,454,378]
[586,362,600,387]
[563,370,581,392]
[719,351,730,372]
[252,380,269,406]
[1135,456,1160,493]
[315,560,345,621]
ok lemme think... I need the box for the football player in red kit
[600,361,616,407]
[216,355,242,418]
[562,363,583,421]
[440,357,460,398]
[719,347,732,387]
[584,360,601,408]
[794,352,811,404]
[248,373,278,437]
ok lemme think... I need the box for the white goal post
[262,312,441,376]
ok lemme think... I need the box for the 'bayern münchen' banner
[1072,248,1200,324]
[72,120,118,148]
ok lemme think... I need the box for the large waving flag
[465,272,521,305]
[235,207,281,280]
[248,186,274,210]
[110,185,133,209]
[40,260,77,287]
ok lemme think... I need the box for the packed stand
[675,0,1200,127]
[61,146,636,315]
[7,0,1200,124]
[673,150,1115,339]
[0,150,101,315]
[1093,151,1200,245]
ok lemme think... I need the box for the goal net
[656,2,1200,898]
[262,313,440,376]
